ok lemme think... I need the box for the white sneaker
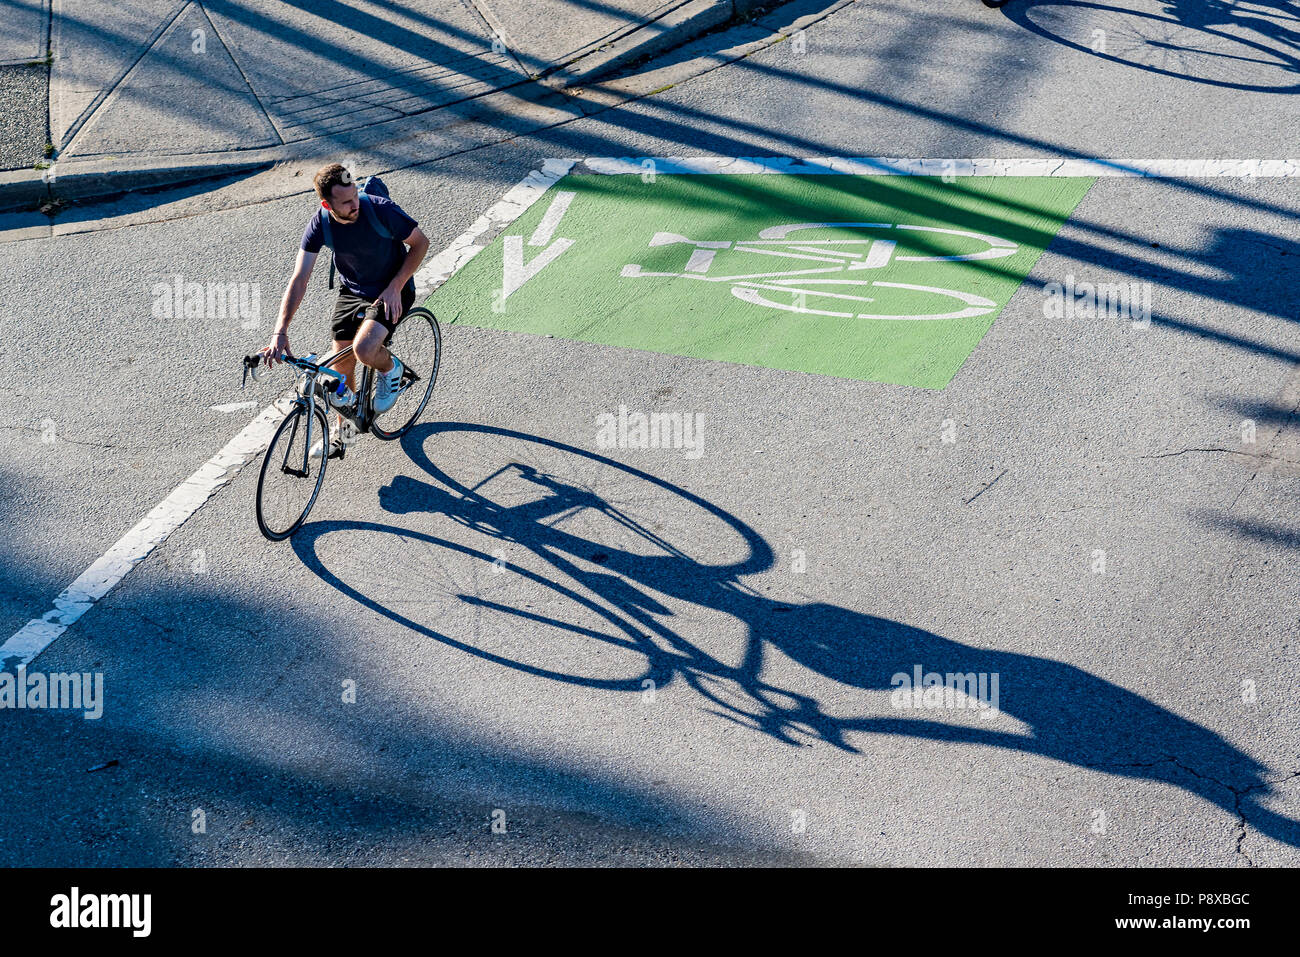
[310,418,351,460]
[309,434,345,460]
[373,357,404,414]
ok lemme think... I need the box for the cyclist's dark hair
[314,163,355,201]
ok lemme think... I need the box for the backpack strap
[358,193,394,241]
[319,206,334,248]
[319,207,336,290]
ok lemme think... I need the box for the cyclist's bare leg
[329,339,358,391]
[353,317,395,374]
[327,339,357,438]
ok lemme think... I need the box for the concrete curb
[540,0,734,90]
[0,158,273,211]
[0,0,793,214]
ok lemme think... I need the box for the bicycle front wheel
[371,306,441,440]
[256,403,330,540]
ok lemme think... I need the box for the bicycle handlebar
[242,352,317,388]
[243,353,316,371]
[243,348,354,389]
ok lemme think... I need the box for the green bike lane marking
[426,172,1094,389]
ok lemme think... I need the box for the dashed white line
[413,158,577,296]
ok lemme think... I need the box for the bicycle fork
[282,393,319,478]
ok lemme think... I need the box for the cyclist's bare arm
[375,226,430,321]
[395,226,430,287]
[261,248,318,366]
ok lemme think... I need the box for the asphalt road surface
[1,0,1297,866]
[0,63,47,172]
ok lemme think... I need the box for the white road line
[576,157,1300,177]
[210,400,258,413]
[0,398,293,668]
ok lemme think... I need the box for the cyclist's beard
[333,208,360,223]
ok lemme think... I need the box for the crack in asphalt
[0,423,152,451]
[1082,756,1300,866]
[1226,387,1300,511]
[118,601,264,634]
[1232,770,1300,866]
[963,467,1008,505]
[1139,446,1300,466]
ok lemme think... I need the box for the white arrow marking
[502,190,578,299]
[502,235,574,300]
[529,190,576,246]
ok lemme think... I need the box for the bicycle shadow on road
[1003,0,1300,93]
[290,420,1300,850]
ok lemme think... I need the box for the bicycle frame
[273,343,384,453]
[316,344,380,434]
[245,314,426,464]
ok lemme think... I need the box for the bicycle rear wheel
[371,306,441,440]
[256,402,330,540]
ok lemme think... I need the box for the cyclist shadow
[295,421,1300,850]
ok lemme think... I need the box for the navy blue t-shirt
[301,196,418,298]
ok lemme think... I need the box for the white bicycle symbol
[620,222,1019,320]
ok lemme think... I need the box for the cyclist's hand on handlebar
[258,330,294,367]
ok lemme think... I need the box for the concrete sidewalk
[1,0,769,206]
[0,0,48,67]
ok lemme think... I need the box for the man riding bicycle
[261,163,430,458]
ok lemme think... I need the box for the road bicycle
[243,305,441,540]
